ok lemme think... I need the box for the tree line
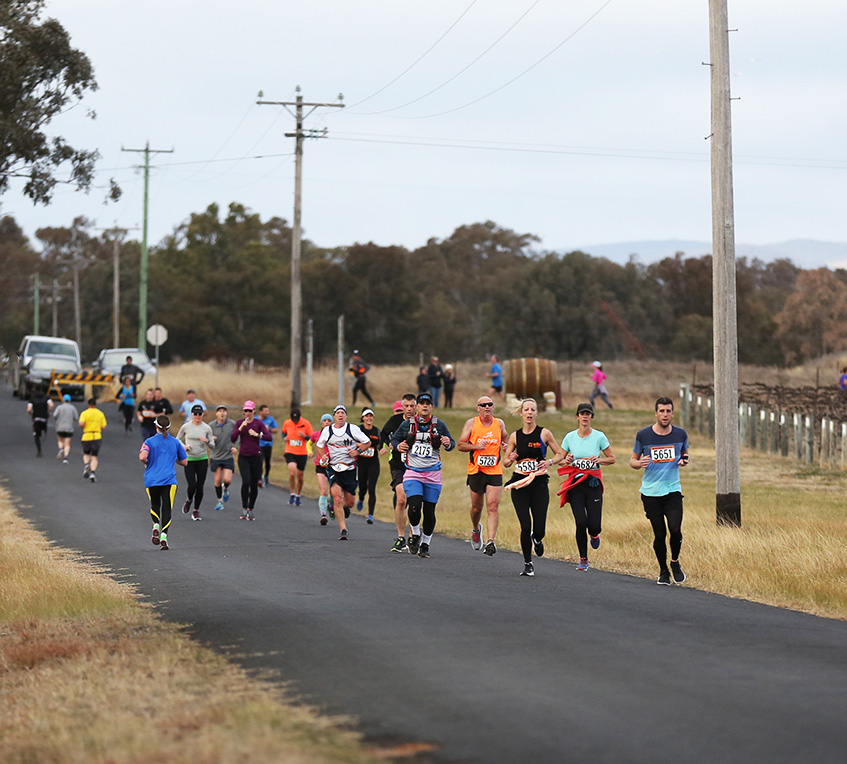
[0,203,839,368]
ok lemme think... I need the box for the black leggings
[148,484,176,533]
[119,403,134,430]
[357,457,380,514]
[184,460,209,509]
[509,475,549,563]
[261,445,273,479]
[353,377,374,405]
[568,481,603,559]
[406,495,437,536]
[642,492,684,569]
[238,454,263,509]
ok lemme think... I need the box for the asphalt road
[3,391,847,763]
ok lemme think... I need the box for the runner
[629,396,690,585]
[589,361,614,410]
[117,375,136,433]
[52,393,77,464]
[356,407,381,524]
[257,404,280,487]
[136,388,158,440]
[350,350,375,406]
[558,403,616,571]
[153,387,174,415]
[315,404,371,541]
[381,395,416,552]
[26,389,53,457]
[176,404,215,521]
[503,398,566,577]
[209,405,236,511]
[310,413,334,525]
[390,392,455,558]
[457,395,509,556]
[139,414,188,551]
[486,354,504,400]
[120,355,145,393]
[230,400,271,521]
[178,389,207,421]
[78,397,107,483]
[281,407,313,505]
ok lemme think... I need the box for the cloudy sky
[4,0,847,258]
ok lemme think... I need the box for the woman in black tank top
[503,398,565,577]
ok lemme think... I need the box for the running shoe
[82,464,90,478]
[391,536,407,553]
[192,509,201,521]
[418,542,430,558]
[288,494,296,505]
[239,511,249,520]
[294,495,301,507]
[339,528,349,541]
[152,527,160,546]
[520,562,535,577]
[160,535,169,551]
[590,534,601,550]
[222,486,229,502]
[182,498,192,514]
[356,499,364,511]
[214,500,224,511]
[247,510,255,521]
[89,473,96,483]
[670,560,686,583]
[532,534,544,557]
[56,449,63,459]
[483,540,497,556]
[471,525,482,551]
[657,569,672,585]
[408,534,421,555]
[62,458,68,465]
[320,514,328,526]
[328,507,335,519]
[367,514,374,524]
[576,557,589,571]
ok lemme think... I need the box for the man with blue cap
[52,393,78,464]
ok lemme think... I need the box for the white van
[12,335,82,397]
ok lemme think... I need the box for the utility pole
[258,87,343,407]
[97,225,137,347]
[32,274,40,334]
[709,0,741,526]
[121,141,174,349]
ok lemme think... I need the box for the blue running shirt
[632,425,689,497]
[141,434,187,488]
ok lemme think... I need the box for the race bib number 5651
[650,446,676,463]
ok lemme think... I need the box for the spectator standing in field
[427,355,444,408]
[179,389,207,421]
[503,397,565,577]
[416,366,429,396]
[136,388,158,439]
[487,354,504,400]
[350,350,375,407]
[589,361,614,410]
[79,397,107,483]
[52,393,77,464]
[120,356,144,393]
[27,389,53,457]
[177,404,215,521]
[117,375,136,433]
[310,413,334,524]
[839,366,847,391]
[630,397,690,586]
[381,395,417,552]
[209,405,236,510]
[558,403,616,572]
[230,400,271,521]
[356,407,381,524]
[139,415,188,551]
[153,387,174,415]
[458,395,509,556]
[257,404,279,487]
[281,407,313,506]
[443,364,457,408]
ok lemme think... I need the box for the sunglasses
[478,402,494,407]
[243,408,254,413]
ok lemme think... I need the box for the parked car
[19,354,85,401]
[12,335,81,396]
[92,347,156,383]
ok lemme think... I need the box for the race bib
[572,458,596,470]
[332,462,352,472]
[650,446,676,463]
[477,455,497,467]
[411,442,433,458]
[362,448,374,458]
[289,439,302,447]
[516,459,538,473]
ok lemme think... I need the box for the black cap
[191,404,204,415]
[576,403,595,416]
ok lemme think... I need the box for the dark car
[20,354,85,401]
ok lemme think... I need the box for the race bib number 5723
[650,446,676,463]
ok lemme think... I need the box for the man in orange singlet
[458,395,508,556]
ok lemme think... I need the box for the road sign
[146,324,168,347]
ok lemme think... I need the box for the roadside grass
[0,483,389,764]
[156,361,847,620]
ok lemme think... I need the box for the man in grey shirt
[52,394,78,464]
[209,405,236,510]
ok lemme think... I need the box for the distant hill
[569,239,847,270]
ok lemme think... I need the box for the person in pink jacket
[589,361,614,410]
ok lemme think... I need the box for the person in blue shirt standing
[486,354,504,400]
[257,404,279,487]
[630,397,690,585]
[139,415,188,551]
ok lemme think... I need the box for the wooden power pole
[258,87,344,408]
[709,0,742,526]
